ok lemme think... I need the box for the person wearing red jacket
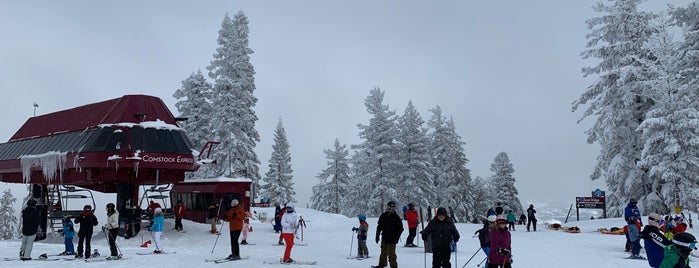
[173,200,186,232]
[404,203,419,247]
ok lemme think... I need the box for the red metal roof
[10,95,177,142]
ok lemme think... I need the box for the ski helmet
[286,203,295,212]
[408,203,415,209]
[437,207,447,216]
[358,214,367,221]
[83,204,92,211]
[496,214,507,224]
[231,199,239,207]
[629,198,637,204]
[106,203,115,210]
[673,232,698,250]
[387,201,396,209]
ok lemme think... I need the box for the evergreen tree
[206,11,261,198]
[261,119,296,206]
[395,101,435,209]
[489,152,523,215]
[173,70,214,179]
[469,176,492,222]
[0,189,17,239]
[427,106,474,221]
[310,139,352,214]
[573,0,656,215]
[346,87,400,217]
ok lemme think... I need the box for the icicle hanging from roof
[20,151,67,183]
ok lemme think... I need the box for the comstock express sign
[142,155,194,164]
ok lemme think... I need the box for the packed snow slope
[1,206,697,267]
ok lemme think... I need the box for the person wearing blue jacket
[62,215,76,255]
[148,208,165,253]
[642,213,672,268]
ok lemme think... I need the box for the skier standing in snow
[526,204,537,232]
[61,215,76,255]
[74,204,98,259]
[103,202,120,260]
[518,213,526,225]
[624,199,642,252]
[225,199,245,260]
[659,232,696,268]
[421,207,460,268]
[207,202,219,234]
[280,203,298,263]
[173,200,186,232]
[404,203,419,247]
[642,213,671,268]
[19,199,40,261]
[506,210,516,231]
[372,201,404,268]
[147,207,165,253]
[627,216,644,259]
[495,203,504,216]
[352,214,370,258]
[474,218,493,267]
[241,217,252,245]
[488,215,512,268]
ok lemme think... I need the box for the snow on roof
[98,119,182,131]
[182,177,253,183]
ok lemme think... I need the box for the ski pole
[476,256,487,267]
[348,230,354,257]
[454,241,457,268]
[462,247,481,268]
[211,218,226,253]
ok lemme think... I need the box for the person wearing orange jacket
[173,200,186,232]
[404,203,419,247]
[225,199,245,260]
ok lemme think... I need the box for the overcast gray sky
[1,1,687,209]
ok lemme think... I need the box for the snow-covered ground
[1,206,696,267]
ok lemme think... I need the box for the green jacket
[506,212,516,223]
[659,245,689,268]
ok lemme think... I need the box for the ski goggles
[672,239,698,250]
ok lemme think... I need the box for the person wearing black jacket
[20,199,40,260]
[422,207,460,268]
[74,205,98,259]
[475,219,492,267]
[372,201,404,268]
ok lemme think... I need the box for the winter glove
[101,226,106,232]
[375,236,380,244]
[352,227,358,232]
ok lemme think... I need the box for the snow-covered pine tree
[573,0,657,215]
[173,70,214,179]
[346,87,401,217]
[206,11,261,199]
[395,101,435,210]
[310,139,352,214]
[260,119,296,206]
[0,189,17,239]
[427,106,474,222]
[489,152,523,216]
[468,176,492,222]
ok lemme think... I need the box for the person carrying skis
[352,213,370,258]
[74,204,98,259]
[404,203,419,247]
[61,215,76,255]
[421,207,460,268]
[225,199,245,260]
[207,202,219,234]
[642,213,671,268]
[372,201,404,268]
[488,215,512,268]
[19,199,40,261]
[526,204,537,232]
[102,202,121,260]
[659,232,697,268]
[281,203,298,263]
[173,200,186,232]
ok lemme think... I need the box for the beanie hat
[437,207,447,216]
[154,207,162,214]
[231,199,239,207]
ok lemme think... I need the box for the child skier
[474,219,492,267]
[61,215,76,255]
[351,214,369,258]
[241,218,252,245]
[488,214,512,268]
[148,207,165,253]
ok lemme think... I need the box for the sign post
[575,189,606,221]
